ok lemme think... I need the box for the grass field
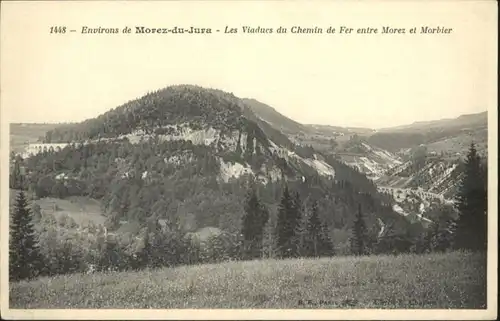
[9,189,106,227]
[9,251,486,309]
[9,123,61,153]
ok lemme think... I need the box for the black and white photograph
[0,1,497,320]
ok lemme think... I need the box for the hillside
[242,98,308,136]
[14,85,416,253]
[244,100,375,153]
[380,158,462,196]
[244,99,401,181]
[10,251,486,309]
[378,112,487,133]
[367,112,488,155]
[330,136,402,180]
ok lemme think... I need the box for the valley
[243,99,486,224]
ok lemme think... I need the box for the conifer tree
[319,220,335,257]
[426,206,454,253]
[9,153,22,189]
[350,204,367,256]
[454,143,487,251]
[411,232,429,254]
[241,188,269,259]
[304,201,322,257]
[296,202,309,257]
[261,203,277,259]
[429,222,450,253]
[304,201,335,257]
[32,203,42,223]
[9,190,43,281]
[290,191,303,257]
[275,186,296,258]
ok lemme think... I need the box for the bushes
[23,206,458,281]
[201,233,241,263]
[31,213,246,279]
[57,214,78,229]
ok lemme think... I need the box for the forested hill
[43,85,249,142]
[13,85,421,252]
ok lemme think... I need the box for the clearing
[9,123,60,154]
[9,189,106,227]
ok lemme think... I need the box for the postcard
[1,0,497,320]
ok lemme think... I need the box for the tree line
[241,186,334,260]
[8,183,356,281]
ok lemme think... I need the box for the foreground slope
[10,251,486,309]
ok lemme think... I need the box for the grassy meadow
[10,189,106,227]
[10,251,486,309]
[9,123,61,153]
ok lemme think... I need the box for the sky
[0,1,496,129]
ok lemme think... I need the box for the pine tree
[275,186,296,258]
[241,188,269,259]
[453,143,487,252]
[32,203,42,223]
[427,206,454,253]
[9,190,43,281]
[429,222,452,253]
[304,201,324,257]
[302,201,335,257]
[10,153,22,189]
[262,213,277,259]
[290,191,303,257]
[319,220,334,257]
[350,204,367,256]
[411,232,429,254]
[304,201,321,257]
[296,202,309,257]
